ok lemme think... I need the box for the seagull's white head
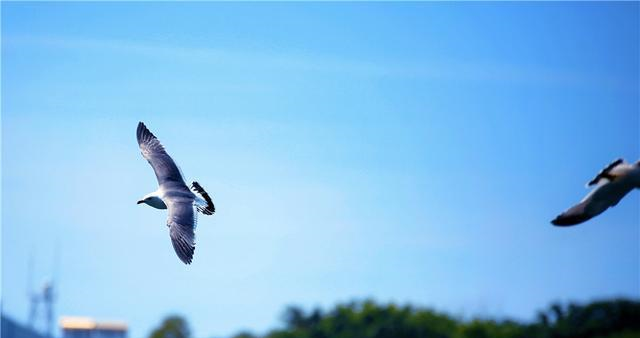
[137,193,167,209]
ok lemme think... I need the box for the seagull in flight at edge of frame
[551,158,640,226]
[136,122,215,264]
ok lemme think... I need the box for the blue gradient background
[2,2,638,338]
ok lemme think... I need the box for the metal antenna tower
[26,249,57,338]
[27,254,39,329]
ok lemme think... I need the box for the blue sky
[2,2,638,338]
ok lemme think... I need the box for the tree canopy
[228,298,640,338]
[149,298,640,338]
[149,315,192,338]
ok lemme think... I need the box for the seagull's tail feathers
[191,181,215,215]
[587,158,624,187]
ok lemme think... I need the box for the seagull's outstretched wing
[551,182,633,226]
[551,193,600,226]
[137,122,186,186]
[167,199,197,264]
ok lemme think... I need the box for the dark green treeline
[149,298,640,338]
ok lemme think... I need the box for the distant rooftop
[59,317,128,331]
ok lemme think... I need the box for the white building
[59,317,127,338]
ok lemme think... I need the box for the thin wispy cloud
[4,34,624,89]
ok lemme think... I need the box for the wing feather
[167,200,197,264]
[137,122,186,186]
[551,182,633,226]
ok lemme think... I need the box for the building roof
[59,317,128,331]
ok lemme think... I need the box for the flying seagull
[136,122,215,264]
[551,158,640,226]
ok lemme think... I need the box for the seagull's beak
[137,200,144,204]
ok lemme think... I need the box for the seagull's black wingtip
[137,121,144,133]
[182,250,194,265]
[137,122,147,134]
[137,121,158,145]
[551,215,584,227]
